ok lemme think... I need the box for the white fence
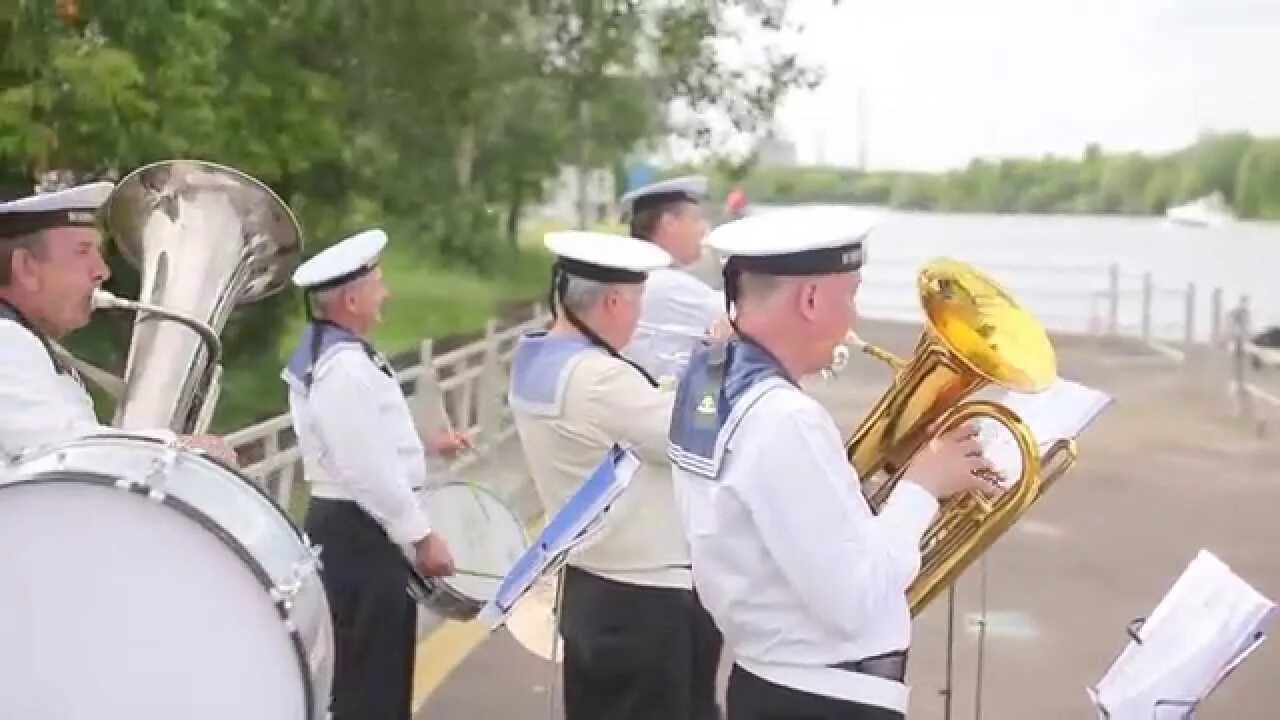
[226,306,553,511]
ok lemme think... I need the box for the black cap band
[630,190,702,216]
[0,209,99,240]
[556,257,648,284]
[728,241,865,277]
[304,261,378,293]
[721,241,866,315]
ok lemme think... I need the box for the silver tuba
[93,160,303,434]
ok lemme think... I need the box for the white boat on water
[1165,191,1235,228]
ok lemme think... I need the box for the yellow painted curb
[411,618,492,710]
[410,514,548,714]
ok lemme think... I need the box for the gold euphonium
[837,258,1079,615]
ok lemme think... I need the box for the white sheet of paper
[971,376,1114,483]
[1091,549,1277,719]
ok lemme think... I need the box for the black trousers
[560,565,724,720]
[727,665,904,720]
[307,498,417,720]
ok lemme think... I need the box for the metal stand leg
[546,569,566,720]
[942,585,955,720]
[974,556,990,720]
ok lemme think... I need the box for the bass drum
[0,433,333,720]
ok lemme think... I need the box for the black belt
[831,649,907,683]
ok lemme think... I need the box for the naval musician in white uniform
[620,175,728,385]
[508,230,718,720]
[281,228,465,720]
[667,208,998,720]
[620,176,726,715]
[0,182,233,463]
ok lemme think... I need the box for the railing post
[1210,287,1223,347]
[1141,273,1153,342]
[1183,282,1196,348]
[275,430,295,514]
[261,429,282,503]
[1107,263,1120,337]
[1231,295,1255,424]
[477,318,502,449]
[412,337,451,437]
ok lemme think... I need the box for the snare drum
[405,482,528,622]
[0,433,333,720]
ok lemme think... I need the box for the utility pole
[576,98,591,230]
[856,86,869,171]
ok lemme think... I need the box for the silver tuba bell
[93,160,303,434]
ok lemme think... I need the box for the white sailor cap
[619,175,709,221]
[292,228,388,291]
[545,230,672,283]
[707,206,881,276]
[0,181,114,240]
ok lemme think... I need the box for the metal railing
[225,261,1277,508]
[861,260,1278,434]
[226,306,552,510]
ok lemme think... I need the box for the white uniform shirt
[625,267,723,382]
[0,319,102,459]
[286,345,431,546]
[673,382,939,713]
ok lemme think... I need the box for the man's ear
[797,280,819,321]
[603,286,622,312]
[10,247,41,292]
[339,287,358,312]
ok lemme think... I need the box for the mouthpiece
[92,288,129,310]
[844,330,870,351]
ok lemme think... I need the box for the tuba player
[0,182,234,463]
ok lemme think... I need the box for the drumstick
[455,567,505,581]
[432,405,493,524]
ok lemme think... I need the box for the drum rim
[51,432,315,543]
[0,467,321,717]
[407,480,529,621]
[418,480,528,536]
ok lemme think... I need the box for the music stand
[1087,617,1268,719]
[476,444,641,630]
[1086,550,1276,720]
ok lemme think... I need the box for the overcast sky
[767,0,1280,171]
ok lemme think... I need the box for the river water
[738,206,1280,342]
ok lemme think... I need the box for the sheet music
[476,446,641,628]
[972,376,1113,483]
[1092,549,1277,719]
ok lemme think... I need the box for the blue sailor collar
[507,331,595,418]
[667,338,796,481]
[281,320,392,394]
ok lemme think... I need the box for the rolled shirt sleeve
[307,352,431,546]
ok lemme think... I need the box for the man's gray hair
[311,285,341,316]
[561,275,610,314]
[0,230,48,286]
[734,271,789,305]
